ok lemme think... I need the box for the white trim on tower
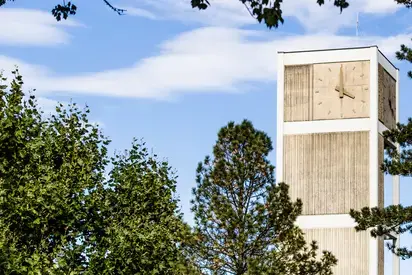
[296,214,357,229]
[284,118,370,135]
[378,50,398,79]
[378,121,389,134]
[282,47,371,66]
[368,46,379,275]
[276,52,285,183]
[393,68,401,275]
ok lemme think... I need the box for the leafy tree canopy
[0,70,192,274]
[87,140,194,274]
[188,120,337,274]
[0,69,110,274]
[192,0,410,29]
[0,0,124,21]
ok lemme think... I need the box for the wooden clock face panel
[313,61,370,120]
[378,64,396,129]
[284,61,370,122]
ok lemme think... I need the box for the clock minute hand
[339,64,344,98]
[335,64,355,99]
[334,86,355,99]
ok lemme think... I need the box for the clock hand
[343,89,355,99]
[339,64,344,98]
[334,86,355,99]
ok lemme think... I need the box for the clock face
[312,61,370,120]
[378,64,396,129]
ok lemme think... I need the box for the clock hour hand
[335,86,355,99]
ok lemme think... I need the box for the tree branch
[103,0,126,15]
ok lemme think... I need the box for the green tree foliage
[192,0,410,29]
[189,120,337,274]
[192,0,348,29]
[396,39,412,79]
[0,70,192,274]
[0,0,125,20]
[350,43,412,259]
[0,69,109,274]
[1,0,410,24]
[86,141,193,274]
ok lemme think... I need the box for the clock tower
[276,46,400,275]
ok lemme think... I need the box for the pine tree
[349,42,412,258]
[189,120,337,274]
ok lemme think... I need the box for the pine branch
[382,118,412,177]
[395,0,412,8]
[350,205,412,258]
[191,120,336,274]
[396,39,412,79]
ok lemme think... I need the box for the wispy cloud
[125,0,401,33]
[35,97,60,115]
[0,8,82,46]
[0,27,410,100]
[282,0,400,33]
[20,96,106,128]
[0,1,396,39]
[126,0,255,27]
[122,7,158,20]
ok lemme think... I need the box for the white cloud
[0,55,50,77]
[0,8,81,46]
[36,97,106,128]
[0,28,409,100]
[126,0,401,33]
[282,0,400,33]
[122,7,158,19]
[35,97,61,116]
[128,0,255,27]
[362,0,399,13]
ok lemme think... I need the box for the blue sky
[0,0,411,273]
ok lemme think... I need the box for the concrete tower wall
[276,46,399,275]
